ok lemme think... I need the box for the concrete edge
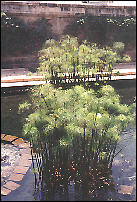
[1,71,136,83]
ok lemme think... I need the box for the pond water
[1,80,136,201]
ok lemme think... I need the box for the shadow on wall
[1,14,56,57]
[64,15,136,61]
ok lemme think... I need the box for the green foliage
[104,17,136,46]
[18,102,31,113]
[106,17,136,27]
[1,12,18,29]
[122,55,131,63]
[38,35,128,78]
[31,168,39,175]
[112,42,131,63]
[19,84,136,163]
[128,102,136,125]
[112,42,125,54]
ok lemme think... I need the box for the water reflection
[31,135,116,201]
[31,126,136,201]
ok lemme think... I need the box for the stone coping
[1,134,32,196]
[1,75,136,88]
[1,69,136,83]
[1,66,136,88]
[1,75,44,83]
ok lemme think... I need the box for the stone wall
[1,55,39,71]
[1,1,136,69]
[1,1,136,36]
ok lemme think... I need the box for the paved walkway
[1,63,136,88]
[1,134,32,196]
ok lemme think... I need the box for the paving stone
[1,187,12,195]
[20,148,31,154]
[12,138,24,146]
[1,134,32,195]
[1,177,7,186]
[19,142,31,148]
[24,141,31,146]
[1,134,6,139]
[3,181,20,191]
[20,147,31,154]
[118,185,133,195]
[2,135,18,142]
[1,169,13,178]
[7,144,14,148]
[8,173,24,182]
[21,153,32,160]
[18,158,32,167]
[13,166,29,175]
[24,152,32,158]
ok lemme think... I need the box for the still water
[1,80,136,201]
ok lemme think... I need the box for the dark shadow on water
[31,138,115,201]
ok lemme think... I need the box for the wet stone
[1,144,22,188]
[1,187,12,196]
[3,181,20,191]
[13,166,29,175]
[19,142,31,149]
[8,173,24,182]
[118,185,133,195]
[1,143,21,179]
[1,134,6,139]
[1,137,32,196]
[2,135,18,142]
[12,138,24,146]
[20,147,31,154]
[18,159,32,167]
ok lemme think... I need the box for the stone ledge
[3,181,20,191]
[12,138,25,146]
[1,134,32,196]
[8,173,25,182]
[1,134,6,139]
[2,135,18,142]
[1,76,44,83]
[1,68,136,84]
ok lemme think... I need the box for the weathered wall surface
[1,1,85,35]
[1,1,136,69]
[1,1,136,35]
[1,55,39,70]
